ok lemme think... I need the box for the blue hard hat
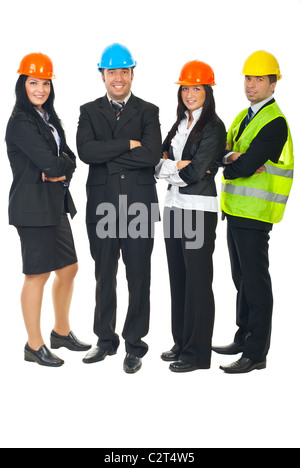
[98,43,137,72]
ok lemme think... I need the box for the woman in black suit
[6,53,90,367]
[156,61,226,372]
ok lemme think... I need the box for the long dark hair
[168,85,218,144]
[12,75,65,140]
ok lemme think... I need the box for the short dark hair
[268,75,277,84]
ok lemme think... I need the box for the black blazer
[77,94,162,224]
[163,117,227,197]
[6,110,77,227]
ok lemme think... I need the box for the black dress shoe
[24,343,64,367]
[83,346,116,364]
[220,357,267,374]
[212,342,244,355]
[123,354,142,374]
[169,360,200,373]
[161,350,180,362]
[50,330,92,352]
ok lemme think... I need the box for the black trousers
[164,208,217,369]
[227,222,273,362]
[87,224,154,358]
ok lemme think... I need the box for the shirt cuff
[223,152,234,165]
[155,158,178,178]
[166,172,188,187]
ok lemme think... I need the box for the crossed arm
[77,106,162,171]
[223,117,288,180]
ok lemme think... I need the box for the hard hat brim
[98,62,137,72]
[241,71,282,81]
[17,70,56,80]
[175,80,216,86]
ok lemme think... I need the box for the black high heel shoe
[50,330,92,352]
[24,343,64,367]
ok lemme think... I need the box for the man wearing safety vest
[213,51,294,374]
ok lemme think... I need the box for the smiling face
[181,85,206,112]
[244,75,276,105]
[25,77,51,110]
[102,68,134,102]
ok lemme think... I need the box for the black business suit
[162,118,227,368]
[6,109,77,274]
[223,99,288,362]
[77,94,162,357]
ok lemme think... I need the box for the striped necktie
[111,100,125,120]
[244,107,254,129]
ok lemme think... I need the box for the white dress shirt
[156,108,219,212]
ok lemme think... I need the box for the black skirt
[17,213,78,275]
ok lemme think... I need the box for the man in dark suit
[77,43,162,373]
[213,51,293,374]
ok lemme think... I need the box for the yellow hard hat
[242,50,282,80]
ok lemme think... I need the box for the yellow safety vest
[221,102,294,224]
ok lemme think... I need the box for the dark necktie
[111,100,125,120]
[244,107,254,129]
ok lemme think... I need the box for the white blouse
[156,108,219,212]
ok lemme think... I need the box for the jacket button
[121,175,125,179]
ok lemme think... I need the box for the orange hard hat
[176,60,216,86]
[17,53,55,80]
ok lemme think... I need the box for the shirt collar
[184,107,203,121]
[251,95,274,115]
[106,92,132,106]
[35,108,50,122]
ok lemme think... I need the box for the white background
[0,0,299,449]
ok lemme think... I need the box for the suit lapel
[182,131,199,160]
[97,94,139,135]
[114,94,139,135]
[34,116,60,156]
[98,96,118,132]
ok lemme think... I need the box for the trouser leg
[228,223,273,361]
[164,207,186,355]
[165,209,217,368]
[227,223,251,346]
[180,211,217,368]
[87,224,120,351]
[121,227,154,358]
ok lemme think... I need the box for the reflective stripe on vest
[264,164,294,179]
[221,183,289,205]
[221,102,294,224]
